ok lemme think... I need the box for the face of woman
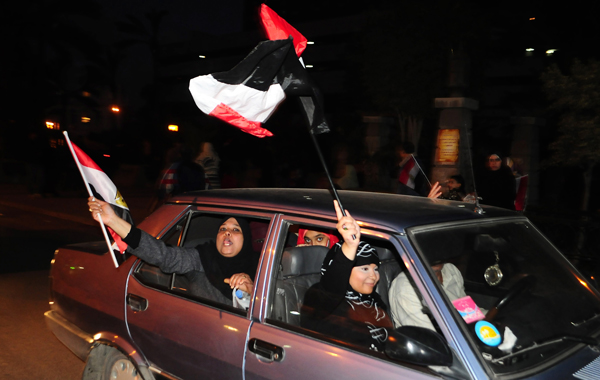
[303,230,330,247]
[349,264,380,294]
[216,218,244,257]
[487,155,502,171]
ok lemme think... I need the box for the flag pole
[410,154,433,188]
[299,96,355,239]
[63,131,120,268]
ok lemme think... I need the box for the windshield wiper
[572,313,600,327]
[491,335,599,364]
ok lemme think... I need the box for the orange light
[529,17,535,20]
[46,121,60,130]
[81,117,91,123]
[103,154,110,158]
[111,106,120,113]
[168,124,179,132]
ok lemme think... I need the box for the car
[45,188,600,380]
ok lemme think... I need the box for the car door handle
[248,338,284,362]
[127,293,148,312]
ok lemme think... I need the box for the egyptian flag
[189,5,329,137]
[71,143,133,254]
[398,156,420,189]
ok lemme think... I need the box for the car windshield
[408,218,600,376]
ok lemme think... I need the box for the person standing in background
[195,142,221,189]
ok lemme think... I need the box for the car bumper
[44,310,94,362]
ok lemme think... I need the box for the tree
[541,59,600,213]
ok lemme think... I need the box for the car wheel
[105,351,140,380]
[83,345,141,380]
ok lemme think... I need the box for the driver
[389,263,468,330]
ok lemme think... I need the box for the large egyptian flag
[70,142,133,254]
[189,4,329,137]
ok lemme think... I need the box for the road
[0,203,106,379]
[0,203,103,274]
[0,270,85,379]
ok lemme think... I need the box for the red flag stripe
[210,103,274,138]
[260,4,308,57]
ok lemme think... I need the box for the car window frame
[255,214,456,373]
[132,205,277,318]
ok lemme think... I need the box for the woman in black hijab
[87,198,258,306]
[301,201,394,352]
[476,153,516,210]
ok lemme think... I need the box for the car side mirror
[385,326,453,366]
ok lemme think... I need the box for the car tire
[83,345,142,380]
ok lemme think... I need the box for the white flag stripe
[80,165,128,210]
[189,75,285,122]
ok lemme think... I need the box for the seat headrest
[282,245,329,277]
[376,247,394,261]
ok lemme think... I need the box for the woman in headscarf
[296,228,339,248]
[476,153,516,210]
[301,201,394,352]
[87,197,258,306]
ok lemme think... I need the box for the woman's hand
[334,200,360,260]
[87,197,131,238]
[225,272,254,294]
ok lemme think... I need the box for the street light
[111,106,120,113]
[168,124,179,132]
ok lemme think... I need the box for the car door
[243,216,446,380]
[125,208,275,379]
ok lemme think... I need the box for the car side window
[133,212,270,314]
[267,224,404,339]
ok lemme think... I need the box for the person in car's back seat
[297,229,339,248]
[301,201,394,352]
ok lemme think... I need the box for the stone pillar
[432,97,479,193]
[509,117,544,206]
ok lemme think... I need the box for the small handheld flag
[64,131,134,268]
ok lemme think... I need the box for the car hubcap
[110,359,139,380]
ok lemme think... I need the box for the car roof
[169,188,516,232]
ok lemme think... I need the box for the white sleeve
[388,272,435,331]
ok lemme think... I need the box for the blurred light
[224,325,238,332]
[306,65,314,68]
[46,121,59,130]
[199,55,206,58]
[529,17,535,20]
[546,49,558,56]
[82,91,91,97]
[526,48,534,52]
[168,124,179,132]
[81,117,91,123]
[93,333,101,340]
[307,41,314,45]
[103,154,110,158]
[111,106,120,113]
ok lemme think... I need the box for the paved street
[0,270,85,379]
[0,183,154,378]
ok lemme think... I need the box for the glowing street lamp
[168,124,179,132]
[111,106,120,113]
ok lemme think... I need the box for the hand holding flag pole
[63,131,120,268]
